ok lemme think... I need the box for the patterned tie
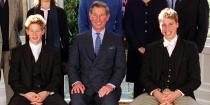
[95,33,101,55]
[0,0,4,7]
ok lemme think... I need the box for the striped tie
[95,33,101,55]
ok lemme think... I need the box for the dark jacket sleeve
[195,0,209,52]
[44,49,63,92]
[9,48,30,94]
[57,7,70,63]
[123,1,142,49]
[108,36,126,87]
[140,46,159,93]
[67,36,81,85]
[178,43,201,95]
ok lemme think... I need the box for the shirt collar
[163,35,178,47]
[29,41,42,49]
[92,28,105,39]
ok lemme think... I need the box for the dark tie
[95,33,101,55]
[0,0,4,7]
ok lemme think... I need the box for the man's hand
[22,92,40,103]
[98,85,113,98]
[37,91,49,103]
[71,82,85,94]
[138,47,145,54]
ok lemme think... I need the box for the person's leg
[8,95,31,105]
[44,94,68,105]
[2,51,13,104]
[95,88,121,105]
[129,93,159,105]
[70,93,93,105]
[174,96,199,105]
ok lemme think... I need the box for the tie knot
[96,32,100,36]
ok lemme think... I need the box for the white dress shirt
[163,35,178,57]
[29,41,42,62]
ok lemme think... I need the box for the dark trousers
[134,82,144,98]
[8,94,68,105]
[70,88,121,105]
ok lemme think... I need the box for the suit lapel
[39,45,48,80]
[85,31,96,61]
[94,30,111,61]
[23,44,34,74]
[170,37,184,77]
[157,40,167,78]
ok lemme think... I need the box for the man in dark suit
[68,1,126,105]
[167,0,209,52]
[130,8,201,105]
[123,0,167,97]
[8,14,67,105]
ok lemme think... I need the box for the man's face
[160,17,178,41]
[26,24,45,44]
[89,7,110,32]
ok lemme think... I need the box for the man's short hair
[25,14,46,29]
[89,1,110,15]
[158,8,178,23]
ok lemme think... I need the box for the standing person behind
[78,0,123,35]
[130,8,201,105]
[8,14,67,105]
[123,0,167,97]
[27,0,70,97]
[166,0,209,52]
[68,1,126,105]
[0,0,23,103]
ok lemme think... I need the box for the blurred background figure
[0,0,23,104]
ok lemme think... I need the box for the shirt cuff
[106,83,116,89]
[150,88,161,96]
[72,81,81,86]
[176,89,185,97]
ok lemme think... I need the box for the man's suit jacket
[123,0,167,82]
[68,30,126,95]
[78,0,123,35]
[141,37,201,98]
[174,0,209,52]
[9,43,62,94]
[0,0,23,62]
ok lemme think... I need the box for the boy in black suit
[130,8,201,105]
[8,14,67,105]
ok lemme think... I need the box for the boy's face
[26,23,45,44]
[160,17,179,41]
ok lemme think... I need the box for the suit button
[145,12,148,15]
[169,69,171,71]
[167,80,170,83]
[145,21,148,24]
[145,30,147,33]
[168,75,171,78]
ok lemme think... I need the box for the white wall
[195,46,210,105]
